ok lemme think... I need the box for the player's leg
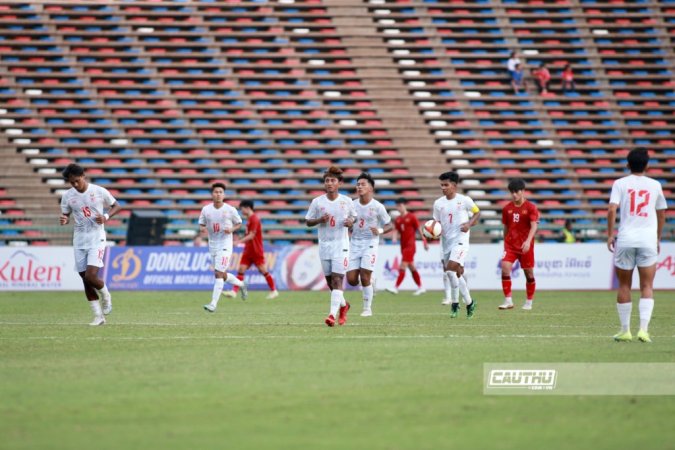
[228,260,250,298]
[499,251,516,309]
[410,261,425,296]
[321,259,337,326]
[254,261,278,299]
[612,247,635,341]
[446,247,474,317]
[386,256,408,294]
[334,255,351,325]
[85,246,112,315]
[521,248,536,310]
[79,268,104,326]
[360,248,376,316]
[204,271,226,312]
[75,247,105,325]
[636,247,658,343]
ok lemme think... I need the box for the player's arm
[606,203,618,252]
[522,220,538,253]
[306,215,329,227]
[370,222,393,237]
[656,208,665,254]
[96,202,122,224]
[59,211,70,225]
[460,205,481,232]
[416,224,429,250]
[199,223,208,238]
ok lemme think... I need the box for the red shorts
[502,246,535,269]
[240,251,266,268]
[401,246,416,264]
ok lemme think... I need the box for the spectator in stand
[560,219,577,243]
[511,63,527,95]
[506,50,521,84]
[561,63,576,93]
[533,62,551,94]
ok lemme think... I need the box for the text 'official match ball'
[422,220,442,240]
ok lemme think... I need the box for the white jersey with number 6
[60,183,116,249]
[609,174,667,248]
[305,194,357,260]
[199,203,242,251]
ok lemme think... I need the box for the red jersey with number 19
[502,200,539,252]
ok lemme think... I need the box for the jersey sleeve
[378,203,391,226]
[231,207,243,226]
[305,198,319,221]
[198,207,207,226]
[102,187,116,208]
[432,200,441,222]
[466,196,480,214]
[501,205,507,225]
[655,184,667,210]
[529,202,540,222]
[411,213,420,229]
[347,197,357,220]
[609,180,621,205]
[60,193,71,214]
[249,214,261,235]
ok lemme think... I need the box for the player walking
[305,166,357,327]
[433,171,480,318]
[607,148,667,343]
[499,178,540,310]
[59,163,121,326]
[200,182,248,312]
[346,172,392,317]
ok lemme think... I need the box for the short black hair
[508,178,526,193]
[357,172,375,188]
[395,197,406,205]
[439,171,460,184]
[627,148,649,173]
[239,199,254,210]
[211,182,226,192]
[62,163,85,180]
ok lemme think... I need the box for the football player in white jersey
[200,182,248,312]
[433,171,481,319]
[305,166,357,327]
[59,163,121,326]
[346,172,393,317]
[607,148,667,343]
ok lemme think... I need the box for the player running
[607,148,667,343]
[433,171,480,318]
[305,166,357,327]
[200,182,248,312]
[386,198,429,295]
[59,163,121,326]
[346,172,392,317]
[499,178,540,311]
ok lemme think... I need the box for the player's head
[356,172,375,197]
[508,178,526,204]
[62,163,87,192]
[211,182,226,203]
[239,199,254,217]
[439,171,459,198]
[627,148,649,173]
[395,197,407,214]
[323,165,343,195]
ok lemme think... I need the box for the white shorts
[210,248,233,273]
[443,242,469,267]
[347,240,378,272]
[321,254,349,276]
[73,246,106,272]
[614,246,658,270]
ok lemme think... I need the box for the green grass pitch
[1,290,673,450]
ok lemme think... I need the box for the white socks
[457,275,472,305]
[363,285,373,311]
[639,298,654,332]
[330,289,344,316]
[616,302,632,332]
[89,299,102,316]
[97,284,110,299]
[226,273,244,287]
[212,278,224,305]
[443,272,452,300]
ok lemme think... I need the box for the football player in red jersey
[229,200,278,299]
[386,198,429,295]
[499,179,540,310]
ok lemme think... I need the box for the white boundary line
[1,335,674,341]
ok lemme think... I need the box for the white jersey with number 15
[609,174,667,248]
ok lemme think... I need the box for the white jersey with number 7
[609,174,667,248]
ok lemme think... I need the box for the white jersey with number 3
[305,194,356,259]
[351,198,391,242]
[199,203,242,251]
[609,174,667,248]
[60,183,116,249]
